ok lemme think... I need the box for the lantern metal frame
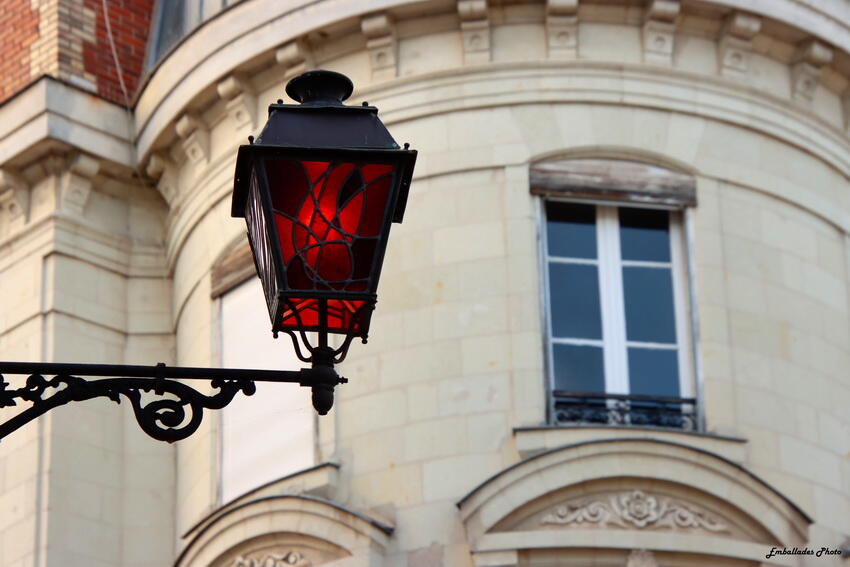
[0,70,414,444]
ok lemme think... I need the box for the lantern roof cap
[285,70,353,106]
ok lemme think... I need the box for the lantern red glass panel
[232,71,416,356]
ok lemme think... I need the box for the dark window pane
[549,263,602,339]
[619,208,670,262]
[546,202,596,259]
[553,344,605,393]
[628,348,680,397]
[622,267,676,343]
[150,0,187,64]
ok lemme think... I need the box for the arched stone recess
[176,495,393,567]
[457,439,812,567]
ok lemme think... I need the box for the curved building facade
[0,1,848,566]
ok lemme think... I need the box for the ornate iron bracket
[0,361,346,443]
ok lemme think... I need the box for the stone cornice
[132,0,850,164]
[0,77,134,172]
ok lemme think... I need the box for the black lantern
[231,70,416,398]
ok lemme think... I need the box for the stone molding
[175,494,393,567]
[130,0,850,163]
[458,439,811,550]
[539,489,729,533]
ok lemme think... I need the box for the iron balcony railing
[552,391,698,431]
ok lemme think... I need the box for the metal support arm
[0,361,346,443]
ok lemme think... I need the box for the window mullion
[598,207,629,395]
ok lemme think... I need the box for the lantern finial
[285,70,354,105]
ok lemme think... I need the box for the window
[219,278,315,503]
[543,201,696,429]
[146,0,205,69]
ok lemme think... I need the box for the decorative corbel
[0,169,30,235]
[217,75,257,130]
[458,0,490,64]
[791,39,833,103]
[145,152,178,206]
[276,39,314,79]
[642,0,679,65]
[59,154,99,216]
[718,12,761,79]
[361,13,398,81]
[176,113,210,165]
[546,0,578,59]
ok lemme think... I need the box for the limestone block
[466,412,508,452]
[176,113,210,164]
[216,74,257,130]
[779,436,843,490]
[395,501,462,550]
[276,39,314,78]
[432,295,509,340]
[402,416,468,462]
[461,333,511,374]
[641,0,679,65]
[437,371,510,416]
[422,453,502,502]
[458,0,490,64]
[433,221,505,264]
[361,13,397,81]
[341,389,408,437]
[349,463,423,508]
[546,0,577,59]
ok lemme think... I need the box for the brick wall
[82,0,154,103]
[0,1,41,103]
[0,0,153,106]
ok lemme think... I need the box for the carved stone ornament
[233,551,311,567]
[540,489,728,533]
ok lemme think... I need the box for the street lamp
[0,70,415,443]
[231,70,416,415]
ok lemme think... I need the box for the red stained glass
[280,297,371,335]
[264,158,394,334]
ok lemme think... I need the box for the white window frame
[539,198,695,406]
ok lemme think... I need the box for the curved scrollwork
[0,373,256,443]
